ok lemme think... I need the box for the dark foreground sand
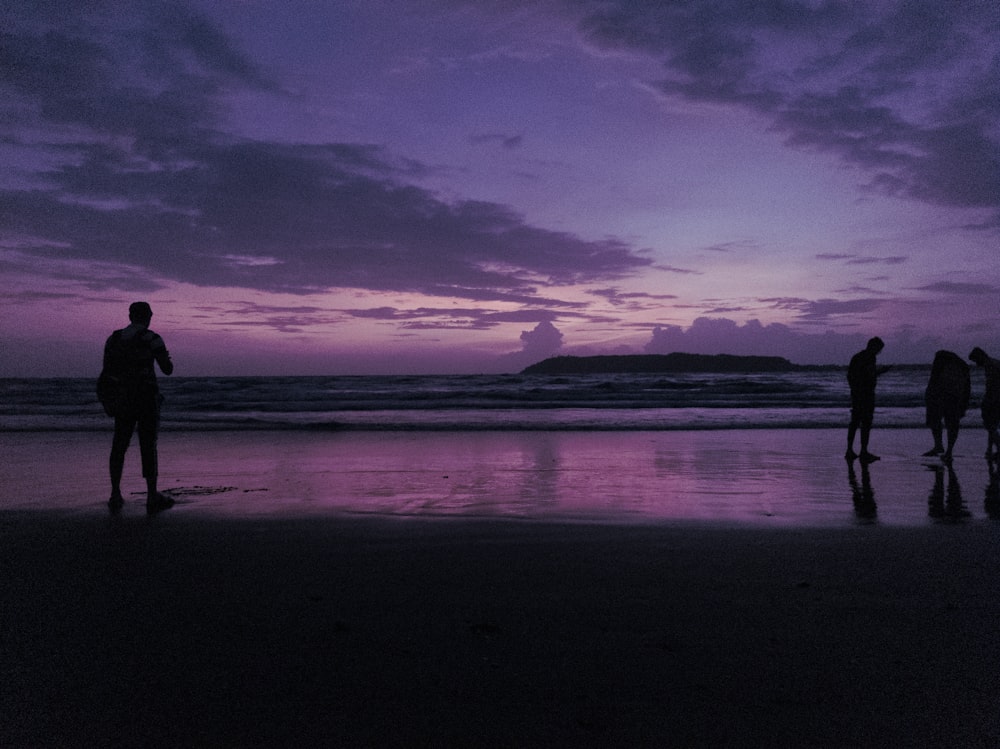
[3,512,999,748]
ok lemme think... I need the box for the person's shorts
[926,398,965,427]
[982,397,1000,432]
[851,395,875,425]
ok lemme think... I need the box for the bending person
[923,350,970,461]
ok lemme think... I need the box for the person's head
[866,336,884,354]
[129,301,153,325]
[970,347,987,366]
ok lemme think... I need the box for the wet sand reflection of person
[922,350,970,462]
[847,460,877,521]
[985,461,1000,519]
[927,463,969,521]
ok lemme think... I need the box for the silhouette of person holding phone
[846,337,891,463]
[104,302,174,513]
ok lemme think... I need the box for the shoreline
[3,513,999,747]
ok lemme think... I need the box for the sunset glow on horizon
[2,1,997,376]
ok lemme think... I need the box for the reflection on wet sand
[847,461,877,522]
[985,461,1000,518]
[9,429,1000,525]
[927,463,970,521]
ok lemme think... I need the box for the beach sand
[4,428,1000,524]
[3,429,1000,746]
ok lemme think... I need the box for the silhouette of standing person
[969,347,1000,460]
[846,337,890,463]
[105,302,174,512]
[922,350,970,462]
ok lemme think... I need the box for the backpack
[96,330,150,417]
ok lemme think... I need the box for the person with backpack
[103,301,174,512]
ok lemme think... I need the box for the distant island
[521,353,836,375]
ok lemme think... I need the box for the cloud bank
[572,0,999,221]
[0,4,650,303]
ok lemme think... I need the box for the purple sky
[2,1,998,376]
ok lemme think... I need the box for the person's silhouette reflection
[927,463,969,521]
[985,461,1000,519]
[847,460,877,521]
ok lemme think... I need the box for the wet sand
[4,428,1000,524]
[2,429,1000,746]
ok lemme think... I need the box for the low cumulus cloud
[572,0,1000,221]
[520,320,564,359]
[0,4,650,301]
[644,316,867,365]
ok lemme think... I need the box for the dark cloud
[343,305,595,333]
[588,288,679,309]
[574,0,1000,218]
[701,240,762,255]
[0,290,80,304]
[653,264,701,275]
[763,296,887,323]
[846,256,907,266]
[0,4,650,301]
[916,281,997,295]
[485,309,560,323]
[0,4,274,151]
[4,140,649,299]
[470,133,524,149]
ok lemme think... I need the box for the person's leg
[859,410,879,462]
[846,421,858,459]
[109,413,137,508]
[846,404,860,459]
[925,422,944,456]
[943,413,960,460]
[137,398,173,510]
[923,401,945,456]
[137,424,157,494]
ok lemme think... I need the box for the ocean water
[3,369,998,525]
[0,366,979,432]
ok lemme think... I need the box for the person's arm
[151,335,173,376]
[103,331,122,370]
